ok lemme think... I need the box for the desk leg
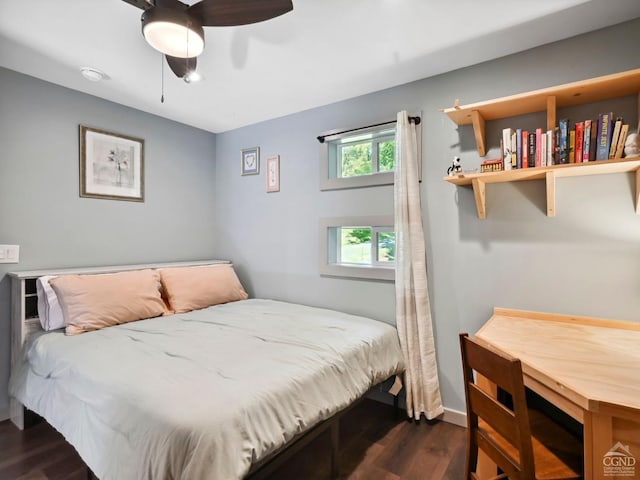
[585,410,640,480]
[475,374,499,480]
[584,411,603,480]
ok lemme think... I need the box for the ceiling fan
[123,0,293,80]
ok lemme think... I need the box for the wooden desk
[475,308,640,480]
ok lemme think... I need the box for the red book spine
[522,131,529,169]
[575,122,584,163]
[583,120,592,162]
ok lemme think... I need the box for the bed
[8,260,404,480]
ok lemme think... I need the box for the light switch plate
[0,245,19,263]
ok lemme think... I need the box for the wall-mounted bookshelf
[444,157,640,219]
[442,68,640,157]
[441,68,640,219]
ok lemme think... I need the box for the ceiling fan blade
[121,0,188,11]
[121,0,153,10]
[166,55,197,78]
[188,0,293,27]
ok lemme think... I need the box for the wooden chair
[459,333,583,480]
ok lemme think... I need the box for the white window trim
[319,117,421,191]
[319,216,395,281]
[372,226,395,267]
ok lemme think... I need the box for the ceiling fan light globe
[141,7,204,58]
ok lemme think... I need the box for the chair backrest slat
[468,383,519,445]
[475,430,523,479]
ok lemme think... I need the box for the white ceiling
[1,0,639,133]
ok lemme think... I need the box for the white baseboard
[365,390,467,428]
[441,407,467,428]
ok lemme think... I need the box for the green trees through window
[339,137,395,178]
[379,141,395,172]
[340,227,395,265]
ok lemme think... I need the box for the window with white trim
[319,119,421,190]
[319,216,395,281]
[320,124,396,190]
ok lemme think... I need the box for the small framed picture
[79,125,144,202]
[266,155,280,192]
[241,147,260,175]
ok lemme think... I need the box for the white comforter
[10,299,404,480]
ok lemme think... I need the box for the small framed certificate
[266,155,280,193]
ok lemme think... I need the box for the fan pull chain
[186,21,191,78]
[186,21,190,60]
[160,53,165,104]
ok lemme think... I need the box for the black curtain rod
[317,116,421,143]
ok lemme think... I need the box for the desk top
[476,308,640,414]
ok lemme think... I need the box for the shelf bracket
[471,110,486,157]
[546,171,556,217]
[635,169,640,215]
[472,178,486,219]
[546,96,557,132]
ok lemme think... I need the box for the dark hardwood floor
[0,400,466,480]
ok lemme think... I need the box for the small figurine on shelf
[624,126,639,157]
[447,156,462,176]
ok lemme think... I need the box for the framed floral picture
[241,147,260,175]
[79,125,144,202]
[266,155,280,192]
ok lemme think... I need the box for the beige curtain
[394,111,443,420]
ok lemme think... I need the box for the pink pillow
[159,264,248,314]
[50,269,167,335]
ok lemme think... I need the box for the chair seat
[480,409,583,480]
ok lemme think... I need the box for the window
[337,227,395,266]
[320,124,396,190]
[337,130,396,178]
[319,119,421,190]
[319,216,395,281]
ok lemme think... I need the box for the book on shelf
[575,122,584,163]
[535,127,543,167]
[522,130,529,169]
[614,124,630,159]
[596,112,613,160]
[554,127,560,164]
[511,131,517,169]
[516,128,523,169]
[541,130,548,166]
[569,129,576,163]
[502,128,513,171]
[609,117,623,159]
[583,119,592,162]
[528,130,536,168]
[559,119,569,164]
[546,130,554,166]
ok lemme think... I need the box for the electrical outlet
[0,245,20,263]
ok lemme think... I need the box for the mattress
[9,298,404,479]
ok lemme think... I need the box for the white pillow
[36,275,65,331]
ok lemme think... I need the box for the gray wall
[214,18,640,414]
[1,18,639,420]
[0,68,217,414]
